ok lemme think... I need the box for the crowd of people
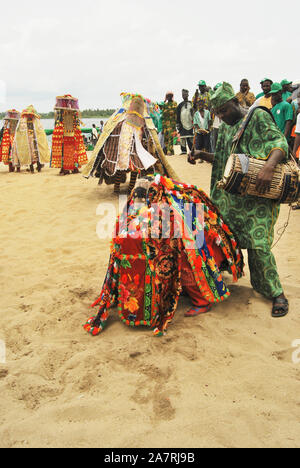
[150,78,300,161]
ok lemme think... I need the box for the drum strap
[231,106,276,152]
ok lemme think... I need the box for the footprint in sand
[272,349,292,362]
[173,333,199,361]
[0,369,8,379]
[152,390,176,421]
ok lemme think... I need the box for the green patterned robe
[161,102,177,155]
[211,108,289,299]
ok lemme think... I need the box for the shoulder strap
[232,106,276,147]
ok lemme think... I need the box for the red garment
[181,234,226,307]
[181,252,210,307]
[291,125,300,159]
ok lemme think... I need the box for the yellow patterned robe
[13,118,50,166]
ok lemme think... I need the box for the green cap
[210,82,236,110]
[260,77,273,84]
[198,80,206,86]
[269,82,283,94]
[280,79,292,86]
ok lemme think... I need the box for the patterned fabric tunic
[161,102,177,154]
[211,109,288,250]
[236,91,256,109]
[192,91,211,110]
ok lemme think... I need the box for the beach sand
[0,151,299,448]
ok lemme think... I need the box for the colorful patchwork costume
[0,110,20,171]
[12,106,50,171]
[83,93,178,193]
[50,95,88,174]
[84,174,244,337]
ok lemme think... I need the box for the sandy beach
[0,150,299,449]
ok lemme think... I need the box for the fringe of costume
[50,122,64,168]
[50,122,88,170]
[75,127,88,167]
[84,175,244,337]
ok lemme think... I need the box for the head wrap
[210,82,236,110]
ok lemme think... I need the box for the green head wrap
[210,82,236,110]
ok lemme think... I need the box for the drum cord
[271,205,292,250]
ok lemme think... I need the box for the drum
[217,154,300,204]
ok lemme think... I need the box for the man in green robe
[188,82,289,318]
[161,92,178,156]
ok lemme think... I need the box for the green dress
[211,108,289,299]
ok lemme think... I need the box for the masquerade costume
[12,106,50,171]
[50,95,88,174]
[84,175,244,337]
[82,93,177,193]
[0,110,20,171]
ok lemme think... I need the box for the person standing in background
[236,79,256,109]
[177,89,194,154]
[192,80,211,111]
[280,79,293,102]
[254,78,273,109]
[270,83,294,142]
[161,92,177,156]
[193,99,212,153]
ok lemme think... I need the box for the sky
[0,0,299,112]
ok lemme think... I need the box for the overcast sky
[0,0,299,112]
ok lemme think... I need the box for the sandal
[185,305,212,317]
[272,297,289,318]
